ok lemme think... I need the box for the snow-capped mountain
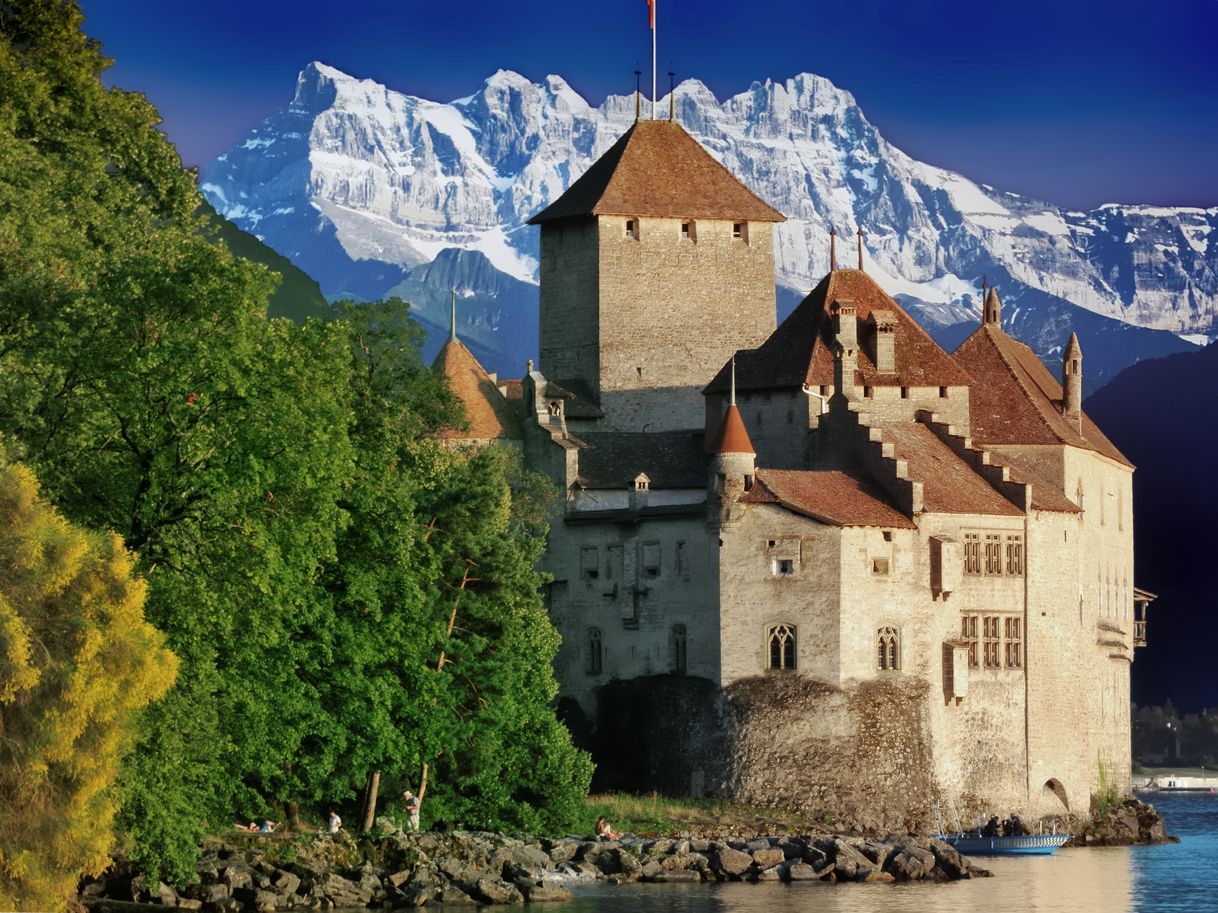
[203,62,1213,382]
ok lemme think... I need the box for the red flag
[646,0,654,29]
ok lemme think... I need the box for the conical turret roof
[711,404,755,455]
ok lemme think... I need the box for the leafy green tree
[0,452,177,912]
[1,1,354,880]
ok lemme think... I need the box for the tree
[0,452,177,912]
[1,2,355,880]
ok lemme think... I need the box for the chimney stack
[870,311,896,374]
[832,299,858,397]
[830,227,837,271]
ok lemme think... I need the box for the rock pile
[81,827,990,911]
[1065,798,1178,847]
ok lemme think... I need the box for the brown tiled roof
[432,338,522,440]
[527,120,785,224]
[743,469,916,529]
[986,453,1082,514]
[576,431,708,489]
[705,269,973,394]
[881,422,1022,516]
[952,325,1131,467]
[711,405,755,454]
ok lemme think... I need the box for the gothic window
[1005,534,1024,576]
[767,624,797,671]
[586,627,603,675]
[961,614,979,668]
[984,534,1003,575]
[982,615,1001,669]
[580,546,599,580]
[963,533,981,575]
[1004,617,1022,668]
[670,624,687,674]
[877,627,900,671]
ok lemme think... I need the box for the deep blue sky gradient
[80,0,1218,211]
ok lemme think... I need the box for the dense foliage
[0,0,590,897]
[0,454,177,912]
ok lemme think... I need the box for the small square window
[872,557,890,575]
[681,220,696,241]
[773,558,795,577]
[733,221,748,242]
[939,386,949,398]
[625,218,638,239]
[863,386,873,398]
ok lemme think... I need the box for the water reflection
[562,847,1136,913]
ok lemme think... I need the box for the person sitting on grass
[594,816,621,841]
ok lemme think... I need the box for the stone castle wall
[595,217,776,431]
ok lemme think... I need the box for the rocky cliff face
[203,62,1210,380]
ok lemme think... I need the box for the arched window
[767,624,797,670]
[670,624,687,674]
[878,626,900,671]
[586,627,603,675]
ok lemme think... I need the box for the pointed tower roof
[527,120,785,224]
[710,359,755,455]
[952,324,1129,467]
[983,287,1002,326]
[711,405,755,454]
[432,338,522,441]
[1065,331,1082,358]
[705,268,972,395]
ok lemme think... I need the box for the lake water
[560,794,1214,913]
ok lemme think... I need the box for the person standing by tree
[402,791,421,832]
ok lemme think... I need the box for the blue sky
[81,0,1217,211]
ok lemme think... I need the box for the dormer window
[681,220,696,241]
[625,218,639,239]
[733,221,748,242]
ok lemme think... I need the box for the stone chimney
[630,472,651,512]
[832,299,858,397]
[983,287,1001,327]
[1062,332,1083,432]
[870,310,896,374]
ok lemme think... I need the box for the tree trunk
[361,770,381,832]
[283,800,302,832]
[419,564,474,808]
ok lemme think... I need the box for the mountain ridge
[202,61,1211,381]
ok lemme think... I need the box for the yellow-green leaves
[0,453,177,912]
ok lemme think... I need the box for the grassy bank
[582,793,834,838]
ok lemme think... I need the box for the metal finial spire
[830,226,837,271]
[634,67,642,121]
[449,288,457,341]
[730,355,737,407]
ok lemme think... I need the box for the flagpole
[651,0,657,119]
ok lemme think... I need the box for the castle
[433,117,1155,828]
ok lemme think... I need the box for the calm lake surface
[559,794,1214,913]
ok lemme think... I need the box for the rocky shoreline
[81,827,991,911]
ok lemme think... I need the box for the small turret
[709,358,756,526]
[1062,332,1083,432]
[983,287,1001,327]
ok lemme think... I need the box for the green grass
[582,793,833,838]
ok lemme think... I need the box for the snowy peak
[204,63,1215,381]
